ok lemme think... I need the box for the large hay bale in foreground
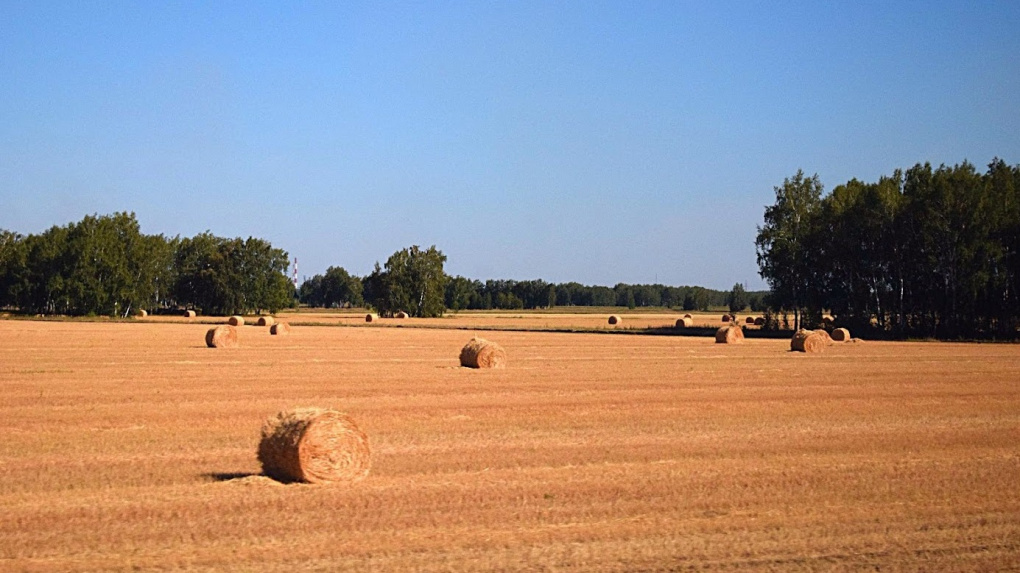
[459,337,507,369]
[394,311,409,319]
[832,327,851,342]
[206,325,238,348]
[675,317,693,328]
[608,315,621,325]
[715,324,744,344]
[791,329,825,353]
[365,313,379,323]
[257,316,275,327]
[228,315,245,326]
[184,310,196,318]
[257,408,371,484]
[270,322,291,336]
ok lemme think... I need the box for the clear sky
[2,1,1018,290]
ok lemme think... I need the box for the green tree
[372,245,448,317]
[321,266,364,308]
[756,170,824,330]
[727,283,749,313]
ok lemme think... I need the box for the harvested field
[1,317,1019,571]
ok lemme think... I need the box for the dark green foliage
[0,213,291,317]
[299,266,363,308]
[727,283,749,313]
[364,245,448,317]
[756,159,1020,339]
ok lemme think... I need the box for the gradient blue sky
[2,1,1018,290]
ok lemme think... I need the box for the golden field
[1,315,1019,571]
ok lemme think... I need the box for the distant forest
[0,212,764,317]
[757,158,1020,339]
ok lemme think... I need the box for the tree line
[300,247,767,316]
[0,212,293,316]
[756,158,1020,339]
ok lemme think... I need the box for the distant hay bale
[715,324,744,344]
[394,311,409,319]
[228,315,245,326]
[459,337,507,369]
[608,315,621,325]
[365,313,379,323]
[675,317,693,328]
[206,325,238,348]
[745,316,755,324]
[832,327,851,341]
[683,313,693,319]
[257,408,371,484]
[270,322,291,336]
[257,316,275,327]
[184,310,196,318]
[754,317,765,326]
[791,329,825,353]
[721,314,730,322]
[814,329,835,345]
[136,309,148,318]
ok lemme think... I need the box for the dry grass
[1,318,1019,571]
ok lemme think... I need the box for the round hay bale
[754,317,765,326]
[675,317,693,328]
[683,313,693,319]
[365,313,379,323]
[257,316,275,327]
[459,337,507,369]
[715,324,744,344]
[136,309,148,318]
[270,322,291,336]
[791,329,825,353]
[721,314,730,322]
[745,316,755,324]
[831,327,851,342]
[608,315,621,325]
[184,310,196,318]
[257,408,371,484]
[394,311,409,319]
[206,325,238,348]
[814,329,835,345]
[228,315,245,327]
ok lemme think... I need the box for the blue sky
[2,1,1018,290]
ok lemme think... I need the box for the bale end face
[206,325,238,348]
[365,313,379,323]
[228,315,245,326]
[184,310,196,318]
[394,311,409,319]
[683,313,693,319]
[608,315,621,325]
[257,408,371,484]
[754,317,765,326]
[715,325,744,343]
[832,327,851,341]
[460,337,507,368]
[791,329,825,353]
[136,309,148,318]
[270,322,291,336]
[721,314,730,322]
[257,316,275,327]
[675,317,693,328]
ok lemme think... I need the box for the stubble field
[1,316,1019,571]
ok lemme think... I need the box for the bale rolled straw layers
[459,337,507,369]
[832,327,851,342]
[257,408,371,484]
[365,313,379,323]
[228,315,245,326]
[270,322,291,336]
[206,325,238,348]
[257,316,275,327]
[184,310,196,318]
[715,324,744,344]
[675,317,693,328]
[791,329,825,353]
